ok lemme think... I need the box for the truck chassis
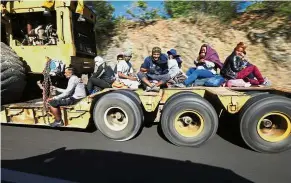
[1,86,291,154]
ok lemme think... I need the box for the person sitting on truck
[114,51,140,89]
[180,44,223,87]
[87,56,115,94]
[221,42,271,86]
[167,49,183,69]
[137,47,171,92]
[47,67,87,127]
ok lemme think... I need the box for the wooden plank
[206,87,246,96]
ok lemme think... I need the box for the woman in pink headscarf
[183,44,223,87]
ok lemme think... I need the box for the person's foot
[50,120,64,127]
[151,86,160,92]
[174,83,186,88]
[262,77,271,87]
[145,84,160,92]
[77,14,85,22]
[145,86,152,92]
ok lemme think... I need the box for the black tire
[1,42,27,105]
[164,91,199,106]
[161,94,218,147]
[113,89,141,104]
[240,95,291,153]
[93,93,143,141]
[112,89,144,122]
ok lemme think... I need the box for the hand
[129,76,137,81]
[46,98,53,102]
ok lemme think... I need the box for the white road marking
[1,168,78,183]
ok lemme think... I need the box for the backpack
[49,59,65,76]
[204,75,225,87]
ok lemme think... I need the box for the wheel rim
[104,107,129,131]
[257,112,291,142]
[174,110,204,138]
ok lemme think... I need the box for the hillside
[102,12,291,88]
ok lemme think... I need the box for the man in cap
[114,51,140,89]
[137,47,170,92]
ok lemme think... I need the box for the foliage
[126,0,161,23]
[246,1,291,15]
[164,1,239,22]
[86,1,116,54]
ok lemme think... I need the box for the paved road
[1,122,291,183]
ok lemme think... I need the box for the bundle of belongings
[25,23,58,46]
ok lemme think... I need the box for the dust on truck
[1,0,97,104]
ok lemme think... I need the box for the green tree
[126,0,160,23]
[87,1,115,53]
[246,1,291,15]
[164,1,239,22]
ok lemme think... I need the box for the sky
[107,1,256,18]
[108,1,166,18]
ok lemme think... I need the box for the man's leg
[48,98,75,127]
[137,71,153,88]
[87,78,111,93]
[153,74,171,87]
[49,106,62,121]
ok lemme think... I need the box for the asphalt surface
[1,121,291,183]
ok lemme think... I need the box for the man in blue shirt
[137,47,171,92]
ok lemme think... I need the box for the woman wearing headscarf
[87,56,115,94]
[182,44,223,87]
[221,42,270,86]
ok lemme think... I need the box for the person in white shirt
[115,51,140,89]
[47,67,86,127]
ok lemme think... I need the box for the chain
[42,58,53,124]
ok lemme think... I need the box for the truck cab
[2,0,97,75]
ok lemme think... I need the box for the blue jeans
[184,68,214,86]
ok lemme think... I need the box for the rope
[42,58,53,124]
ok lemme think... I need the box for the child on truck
[114,51,140,89]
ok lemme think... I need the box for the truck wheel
[93,93,143,141]
[113,89,141,104]
[112,89,144,121]
[1,42,27,105]
[240,95,291,153]
[161,94,218,147]
[164,91,199,106]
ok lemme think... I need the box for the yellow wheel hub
[174,110,204,138]
[257,112,291,142]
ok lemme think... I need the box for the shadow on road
[217,111,251,151]
[1,147,253,183]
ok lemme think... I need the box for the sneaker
[262,77,271,87]
[77,15,85,22]
[151,86,160,92]
[50,120,64,127]
[145,86,152,92]
[174,83,186,88]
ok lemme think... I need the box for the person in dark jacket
[221,42,270,86]
[137,47,170,92]
[87,56,115,94]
